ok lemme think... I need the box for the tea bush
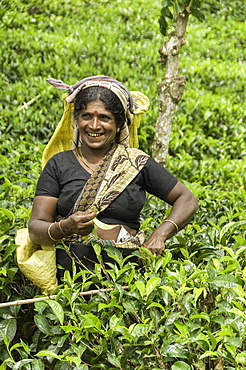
[0,0,245,368]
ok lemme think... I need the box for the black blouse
[35,150,178,229]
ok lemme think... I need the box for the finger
[77,220,94,229]
[77,224,95,236]
[76,213,96,222]
[76,210,96,216]
[84,213,97,222]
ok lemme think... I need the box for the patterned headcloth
[42,75,149,168]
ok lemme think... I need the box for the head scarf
[42,75,149,168]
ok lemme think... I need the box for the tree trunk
[151,9,190,166]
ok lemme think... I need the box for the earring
[116,128,120,132]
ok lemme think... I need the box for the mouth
[87,132,104,137]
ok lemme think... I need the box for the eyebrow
[81,112,113,118]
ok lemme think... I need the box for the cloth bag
[16,228,58,293]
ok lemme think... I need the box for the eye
[99,115,112,122]
[80,113,92,120]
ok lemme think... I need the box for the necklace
[76,148,95,172]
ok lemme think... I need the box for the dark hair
[73,86,127,128]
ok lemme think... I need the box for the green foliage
[1,241,246,369]
[0,0,245,368]
[159,0,205,36]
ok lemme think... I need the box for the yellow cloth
[42,93,74,169]
[16,229,58,293]
[129,91,150,148]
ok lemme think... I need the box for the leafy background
[0,0,245,369]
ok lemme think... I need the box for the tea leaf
[35,350,61,359]
[146,277,161,297]
[211,274,240,288]
[172,361,191,370]
[46,300,64,325]
[34,315,50,335]
[135,280,146,298]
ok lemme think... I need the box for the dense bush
[0,0,245,369]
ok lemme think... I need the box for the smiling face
[77,100,117,153]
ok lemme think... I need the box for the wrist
[59,219,69,236]
[47,222,60,242]
[153,219,179,242]
[59,219,72,236]
[47,220,70,242]
[162,219,179,233]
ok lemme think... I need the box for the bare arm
[28,196,96,246]
[143,181,198,255]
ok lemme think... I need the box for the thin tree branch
[0,285,129,308]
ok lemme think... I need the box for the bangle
[163,219,179,233]
[58,220,68,236]
[47,223,60,242]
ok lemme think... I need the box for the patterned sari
[56,143,149,281]
[61,143,149,248]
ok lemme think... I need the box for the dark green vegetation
[0,0,245,369]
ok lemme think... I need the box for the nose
[90,116,100,129]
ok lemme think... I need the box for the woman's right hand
[62,211,97,236]
[28,196,97,245]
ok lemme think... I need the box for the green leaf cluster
[159,0,204,36]
[1,241,246,369]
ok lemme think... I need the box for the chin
[87,142,111,150]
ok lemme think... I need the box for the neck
[80,144,115,163]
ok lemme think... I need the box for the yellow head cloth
[129,91,150,148]
[42,90,149,168]
[42,93,73,168]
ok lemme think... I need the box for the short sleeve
[35,157,60,198]
[140,158,178,200]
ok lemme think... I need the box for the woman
[28,75,198,281]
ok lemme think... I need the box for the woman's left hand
[142,234,165,256]
[142,181,199,257]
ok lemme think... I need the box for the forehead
[84,100,109,112]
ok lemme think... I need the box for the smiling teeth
[88,133,103,137]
